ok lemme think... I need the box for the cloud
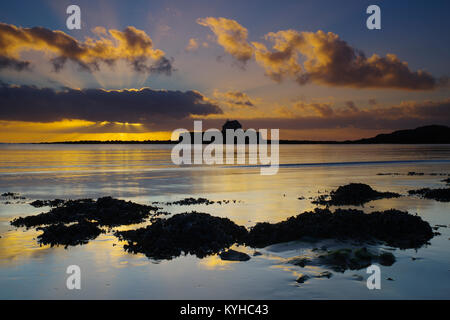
[198,17,441,90]
[267,99,450,130]
[345,101,358,112]
[213,90,255,108]
[197,17,253,63]
[252,32,304,83]
[185,38,199,51]
[148,97,450,136]
[294,101,334,117]
[0,22,173,74]
[0,84,222,124]
[252,30,438,90]
[0,55,31,71]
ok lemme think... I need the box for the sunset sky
[0,0,449,142]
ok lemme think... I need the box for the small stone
[219,249,250,262]
[351,274,364,281]
[289,257,309,267]
[354,247,375,260]
[296,274,310,284]
[316,271,333,279]
[379,252,396,266]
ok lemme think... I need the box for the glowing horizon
[0,1,449,142]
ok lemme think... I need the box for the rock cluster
[11,197,159,228]
[29,199,66,208]
[246,208,433,249]
[312,183,401,206]
[9,188,436,258]
[37,220,103,248]
[1,192,25,200]
[290,247,396,273]
[409,188,450,202]
[116,212,247,260]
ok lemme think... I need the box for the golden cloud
[213,90,255,108]
[272,98,450,126]
[199,17,441,90]
[185,38,199,51]
[253,29,438,90]
[293,101,334,117]
[196,17,254,63]
[252,30,304,83]
[0,22,173,74]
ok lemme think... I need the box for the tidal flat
[0,144,450,299]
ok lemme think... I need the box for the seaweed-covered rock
[379,252,396,266]
[219,249,250,261]
[317,248,396,272]
[313,183,401,206]
[30,199,66,208]
[315,271,333,279]
[157,198,238,206]
[408,172,425,176]
[289,248,397,273]
[37,220,103,248]
[408,188,450,202]
[290,257,310,267]
[296,274,310,283]
[167,198,215,206]
[116,212,248,260]
[1,192,26,200]
[11,197,158,228]
[246,208,433,249]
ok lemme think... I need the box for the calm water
[0,144,449,299]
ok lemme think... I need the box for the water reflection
[0,144,449,299]
[0,228,53,266]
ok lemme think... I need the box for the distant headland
[32,123,450,145]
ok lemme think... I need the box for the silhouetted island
[35,124,450,144]
[351,125,450,144]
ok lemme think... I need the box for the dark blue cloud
[0,84,222,123]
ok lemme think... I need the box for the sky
[0,0,449,142]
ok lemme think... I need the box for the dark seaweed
[116,212,247,260]
[37,220,103,248]
[11,197,159,228]
[246,208,433,249]
[312,183,401,206]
